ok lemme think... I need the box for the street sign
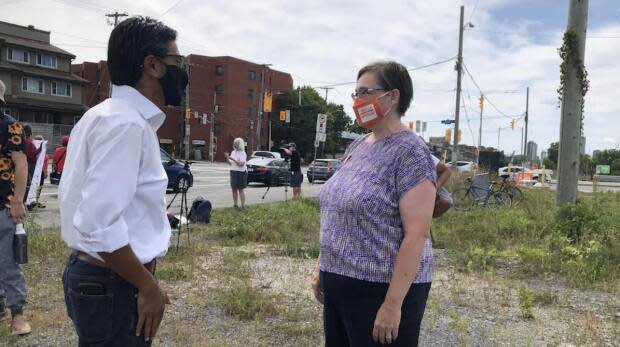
[422,122,427,132]
[596,165,611,175]
[318,133,326,142]
[441,119,455,125]
[285,110,291,123]
[316,113,327,135]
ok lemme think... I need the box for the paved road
[31,162,324,228]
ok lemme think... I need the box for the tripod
[167,161,192,251]
[262,161,291,201]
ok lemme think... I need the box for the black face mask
[159,64,188,107]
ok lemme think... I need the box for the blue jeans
[62,254,152,347]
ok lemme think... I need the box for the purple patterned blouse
[318,131,436,283]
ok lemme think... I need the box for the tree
[272,86,351,162]
[347,121,370,135]
[546,142,559,169]
[579,154,593,178]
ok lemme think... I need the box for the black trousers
[62,254,152,347]
[321,271,431,347]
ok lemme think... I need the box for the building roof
[0,61,88,83]
[4,96,87,113]
[0,33,74,57]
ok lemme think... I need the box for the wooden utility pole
[477,94,483,166]
[452,5,465,163]
[106,12,128,27]
[557,0,589,205]
[524,87,529,163]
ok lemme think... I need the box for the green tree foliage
[271,86,351,162]
[545,142,559,170]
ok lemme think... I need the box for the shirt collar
[111,85,166,129]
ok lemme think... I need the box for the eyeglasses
[351,87,386,99]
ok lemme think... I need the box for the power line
[315,56,457,88]
[159,0,185,18]
[462,62,524,120]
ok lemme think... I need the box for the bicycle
[453,174,512,211]
[492,175,524,206]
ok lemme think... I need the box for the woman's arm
[372,180,436,344]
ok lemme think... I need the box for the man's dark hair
[107,16,177,86]
[357,61,414,115]
[23,124,32,137]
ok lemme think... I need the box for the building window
[248,71,256,80]
[22,77,44,94]
[0,108,19,120]
[7,47,29,64]
[247,88,254,98]
[34,112,54,124]
[215,84,224,94]
[215,65,224,75]
[215,104,224,113]
[36,54,58,69]
[51,81,72,97]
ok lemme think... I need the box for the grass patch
[518,286,535,320]
[434,184,620,289]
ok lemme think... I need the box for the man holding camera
[282,143,303,199]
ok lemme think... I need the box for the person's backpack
[188,196,212,224]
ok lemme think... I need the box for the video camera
[277,142,296,161]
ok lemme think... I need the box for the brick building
[73,55,293,161]
[0,20,87,152]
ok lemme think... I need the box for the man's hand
[10,199,26,224]
[136,280,170,341]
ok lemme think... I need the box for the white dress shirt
[59,85,171,264]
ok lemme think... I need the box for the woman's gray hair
[233,138,245,151]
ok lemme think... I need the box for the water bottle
[14,224,28,264]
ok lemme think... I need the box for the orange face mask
[352,93,390,129]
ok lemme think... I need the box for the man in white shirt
[59,16,187,346]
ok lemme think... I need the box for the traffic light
[457,129,462,144]
[263,91,273,112]
[479,95,484,111]
[185,108,192,119]
[212,136,217,145]
[444,129,452,143]
[279,110,286,121]
[408,121,414,130]
[510,119,516,129]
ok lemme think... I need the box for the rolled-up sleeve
[73,120,144,253]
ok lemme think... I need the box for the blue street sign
[441,119,455,125]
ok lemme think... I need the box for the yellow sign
[279,110,286,121]
[185,108,192,119]
[263,91,273,112]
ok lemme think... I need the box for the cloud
[3,0,618,154]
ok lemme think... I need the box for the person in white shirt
[59,16,187,346]
[224,138,248,209]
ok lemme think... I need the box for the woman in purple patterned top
[311,61,436,346]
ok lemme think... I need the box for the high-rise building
[580,136,586,155]
[526,141,538,162]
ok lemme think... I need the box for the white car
[250,151,282,160]
[449,161,474,173]
[498,166,552,183]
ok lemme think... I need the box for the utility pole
[319,87,333,103]
[452,5,465,163]
[477,94,483,166]
[106,12,128,27]
[184,62,191,160]
[497,127,501,150]
[209,92,216,163]
[557,0,589,205]
[256,64,270,152]
[524,87,530,164]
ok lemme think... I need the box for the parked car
[498,166,552,183]
[160,148,193,193]
[449,161,474,173]
[307,159,342,183]
[247,158,290,186]
[250,151,282,160]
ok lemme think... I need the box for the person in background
[59,16,187,345]
[33,135,48,208]
[281,143,303,199]
[21,125,37,201]
[312,61,436,346]
[0,79,31,335]
[225,138,247,209]
[51,135,69,184]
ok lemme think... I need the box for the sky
[2,0,619,156]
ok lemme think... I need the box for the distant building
[526,141,538,162]
[580,136,586,155]
[593,149,601,159]
[541,151,547,162]
[74,55,293,161]
[0,20,87,152]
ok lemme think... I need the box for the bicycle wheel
[507,186,524,206]
[487,191,512,208]
[453,188,474,211]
